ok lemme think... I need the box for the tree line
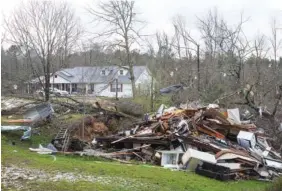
[1,1,281,118]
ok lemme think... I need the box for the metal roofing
[56,66,147,84]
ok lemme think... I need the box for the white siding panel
[135,70,151,95]
[50,75,70,84]
[136,70,151,85]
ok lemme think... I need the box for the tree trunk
[197,44,200,92]
[129,65,136,98]
[124,31,136,98]
[45,59,51,101]
[150,75,154,111]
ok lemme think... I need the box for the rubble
[79,104,282,181]
[182,148,217,171]
[53,111,138,152]
[7,95,279,181]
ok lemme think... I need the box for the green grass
[119,95,172,113]
[1,132,269,191]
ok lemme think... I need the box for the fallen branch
[133,152,145,161]
[1,101,41,115]
[213,90,240,104]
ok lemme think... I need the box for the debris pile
[3,96,280,181]
[53,112,137,152]
[87,104,282,181]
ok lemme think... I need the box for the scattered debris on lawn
[1,126,32,140]
[29,144,58,154]
[1,102,54,140]
[2,96,282,182]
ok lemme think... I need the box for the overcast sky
[1,0,282,55]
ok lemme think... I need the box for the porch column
[85,84,88,95]
[70,83,72,94]
[27,83,30,94]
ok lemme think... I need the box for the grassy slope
[1,132,268,191]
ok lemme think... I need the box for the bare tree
[4,1,81,101]
[155,31,176,85]
[244,34,274,109]
[172,15,201,91]
[1,28,6,45]
[87,0,144,98]
[269,18,282,99]
[198,10,251,85]
[254,35,269,82]
[270,18,282,68]
[60,8,82,68]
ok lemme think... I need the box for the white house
[29,66,152,98]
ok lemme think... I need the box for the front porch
[51,83,77,94]
[26,82,96,95]
[51,83,95,95]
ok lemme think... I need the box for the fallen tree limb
[3,95,141,120]
[1,101,41,115]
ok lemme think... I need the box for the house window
[55,75,57,78]
[101,70,106,75]
[110,83,123,92]
[90,84,94,91]
[119,70,123,75]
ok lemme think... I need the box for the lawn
[1,132,269,191]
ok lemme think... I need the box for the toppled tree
[4,1,81,101]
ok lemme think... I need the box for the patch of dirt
[1,165,160,190]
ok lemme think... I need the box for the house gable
[50,74,71,84]
[135,67,151,85]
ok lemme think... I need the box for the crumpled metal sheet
[1,126,31,140]
[24,103,54,122]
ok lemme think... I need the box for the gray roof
[56,66,148,84]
